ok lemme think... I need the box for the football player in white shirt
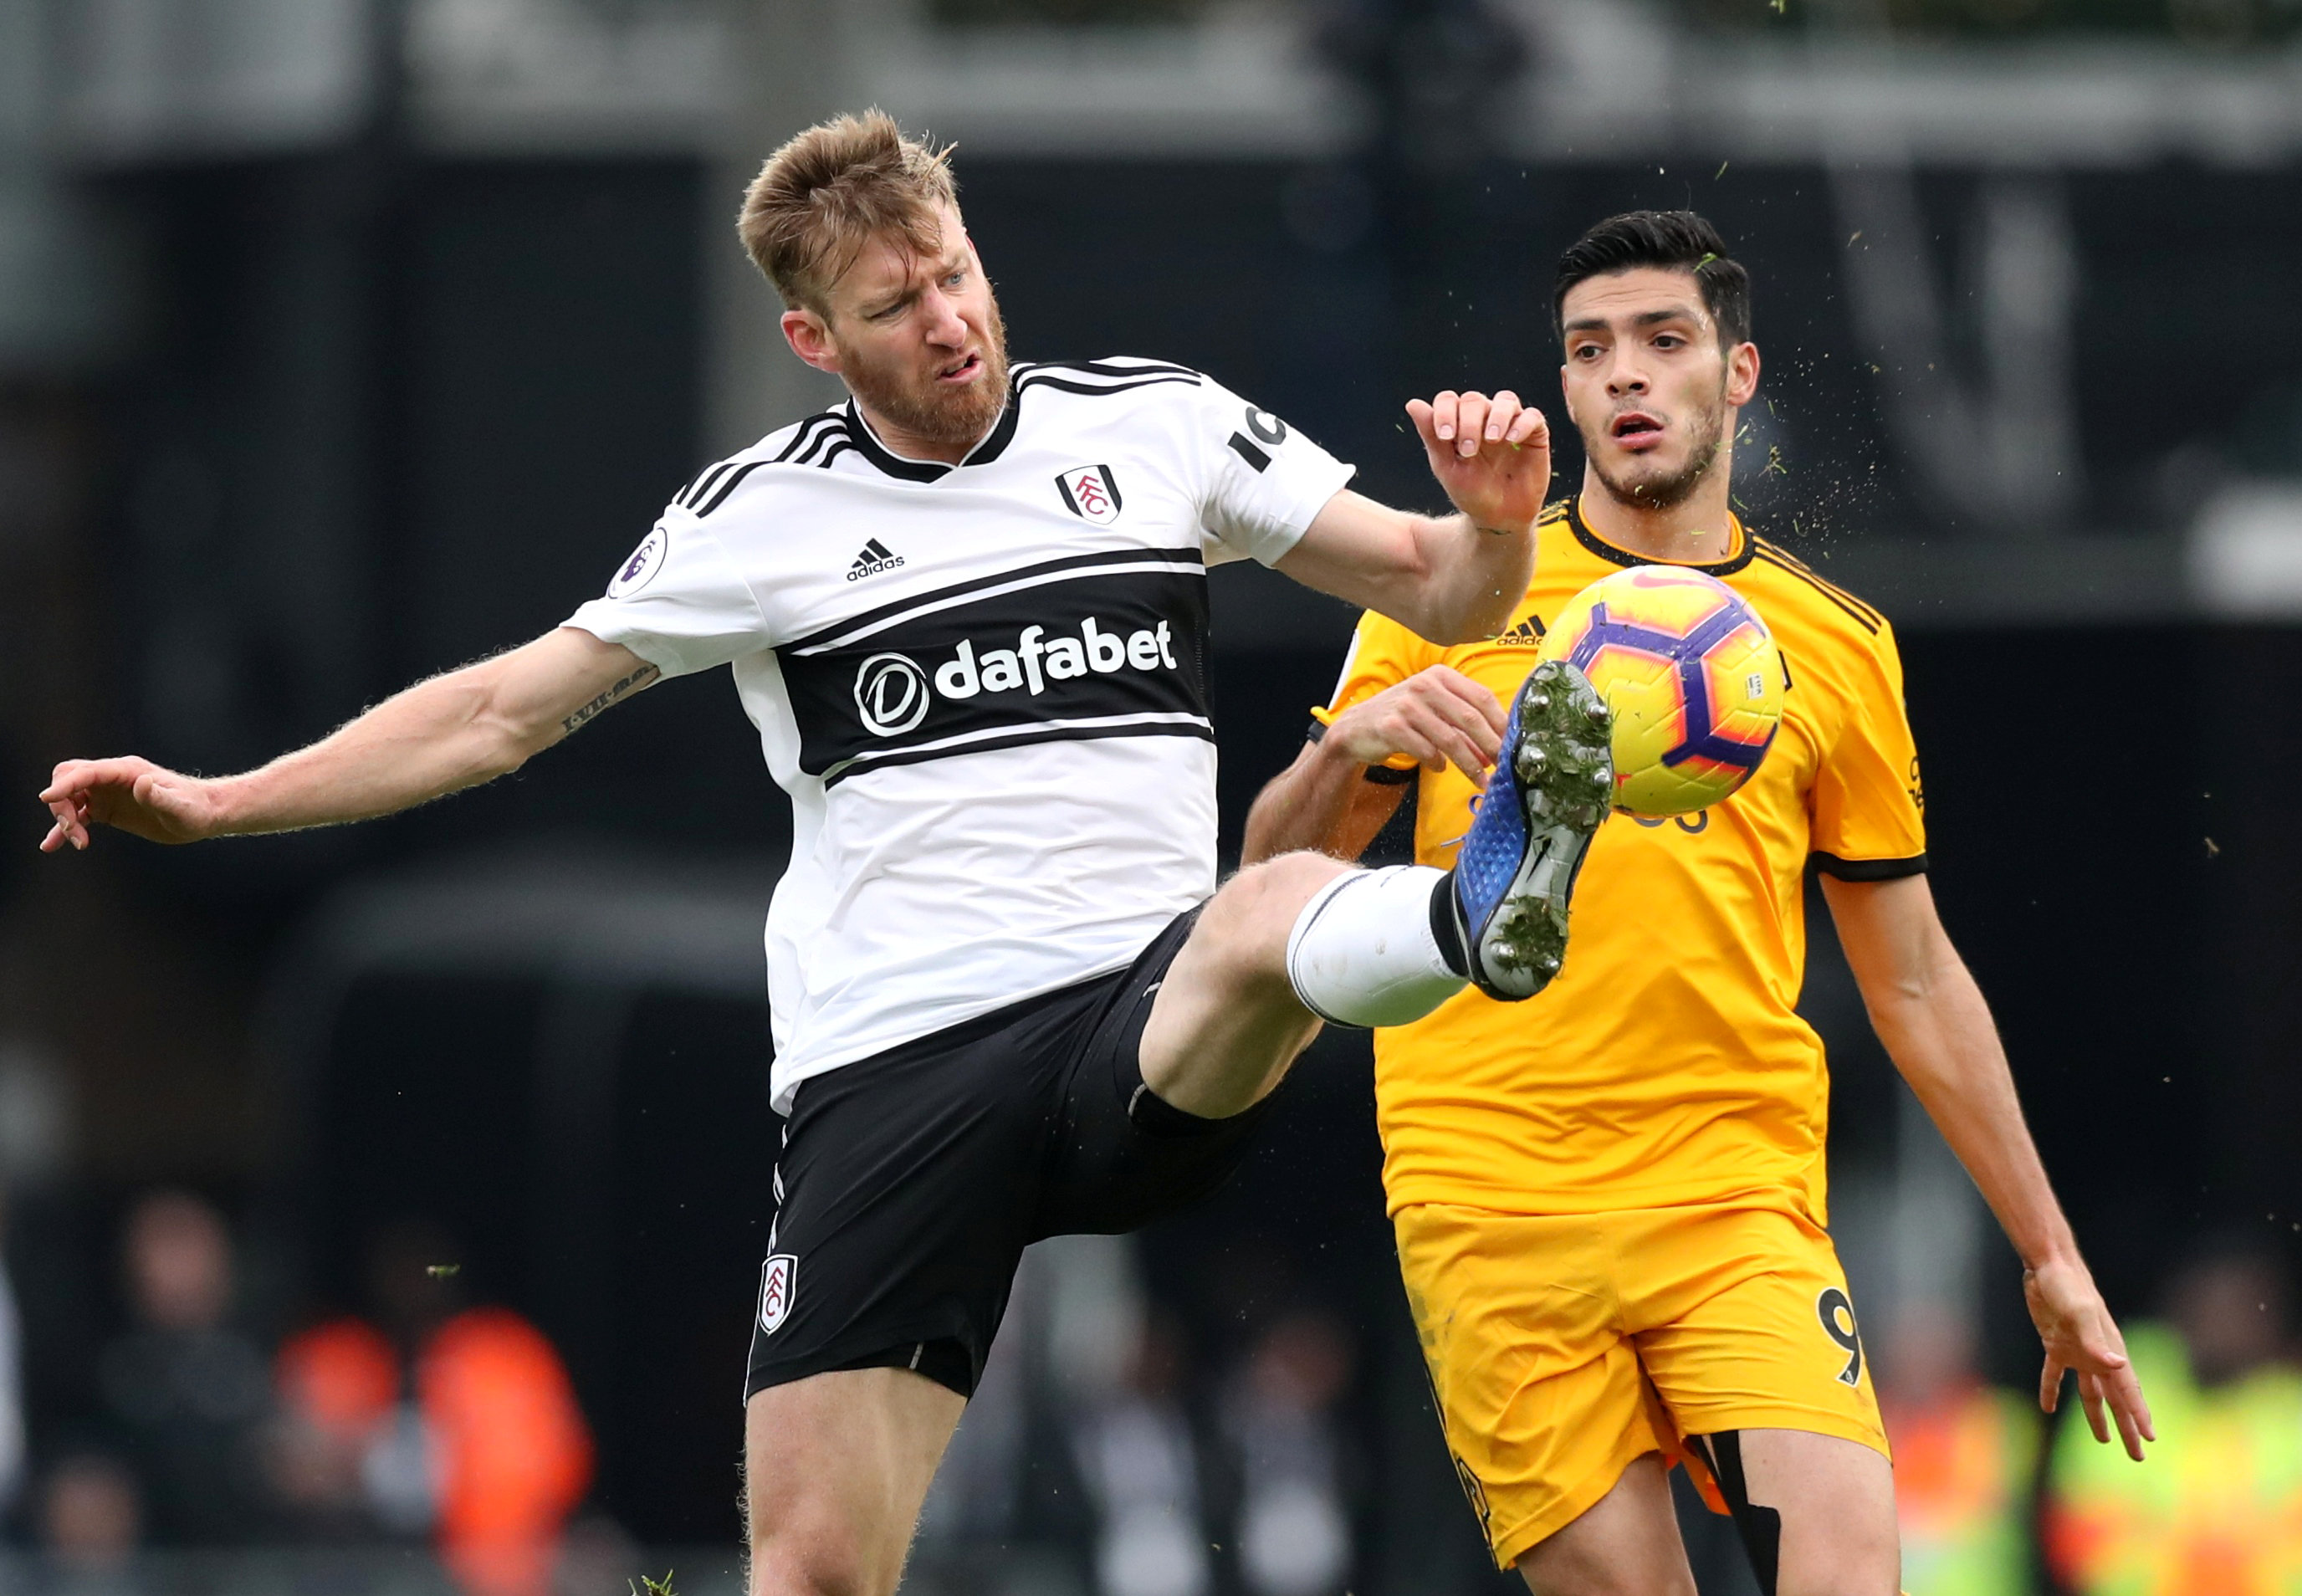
[38,111,1614,1596]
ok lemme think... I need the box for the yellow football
[1536,565,1785,816]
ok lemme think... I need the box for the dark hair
[1553,211,1752,349]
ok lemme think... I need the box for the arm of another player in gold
[1823,872,2155,1460]
[40,628,657,851]
[1241,743,1407,867]
[1240,666,1504,866]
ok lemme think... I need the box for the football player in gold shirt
[1243,212,2152,1596]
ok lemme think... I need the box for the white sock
[1285,866,1466,1028]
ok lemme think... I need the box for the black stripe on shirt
[1752,547,1883,635]
[775,411,846,464]
[783,545,1205,654]
[822,719,1215,790]
[1016,372,1203,402]
[1753,543,1885,630]
[681,416,852,518]
[1015,358,1201,383]
[1811,851,1927,881]
[1566,496,1756,578]
[678,459,739,510]
[783,564,1210,779]
[790,422,854,470]
[694,459,774,518]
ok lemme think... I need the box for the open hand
[1406,391,1553,535]
[2028,1254,2154,1460]
[1326,666,1507,786]
[40,758,224,852]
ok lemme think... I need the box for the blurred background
[3,0,2301,1590]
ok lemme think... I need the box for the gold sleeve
[1808,620,1928,879]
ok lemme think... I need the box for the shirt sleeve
[1188,374,1357,568]
[1809,619,1929,879]
[563,511,772,680]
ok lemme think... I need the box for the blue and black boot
[1447,659,1614,1000]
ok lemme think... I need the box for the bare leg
[1514,1452,1700,1596]
[743,1367,966,1596]
[1726,1429,1898,1596]
[1137,851,1354,1118]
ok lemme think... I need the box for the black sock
[1428,870,1470,979]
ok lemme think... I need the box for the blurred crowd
[3,1191,595,1595]
[901,1234,1374,1596]
[1882,1238,2302,1596]
[0,1190,2298,1596]
[0,1199,1378,1596]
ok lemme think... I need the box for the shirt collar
[1565,494,1754,578]
[843,380,1021,482]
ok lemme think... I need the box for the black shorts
[744,907,1262,1402]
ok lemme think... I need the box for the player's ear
[782,307,842,375]
[1725,340,1760,408]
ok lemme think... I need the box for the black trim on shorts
[826,1338,976,1398]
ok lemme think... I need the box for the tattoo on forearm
[562,662,660,734]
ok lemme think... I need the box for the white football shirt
[566,357,1353,1109]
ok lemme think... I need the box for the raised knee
[1210,852,1348,941]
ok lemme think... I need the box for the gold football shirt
[1322,498,1927,1221]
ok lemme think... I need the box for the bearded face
[1580,379,1728,513]
[835,285,1011,450]
[795,201,1015,458]
[1558,265,1755,521]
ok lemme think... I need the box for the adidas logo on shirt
[848,539,905,581]
[1495,615,1547,647]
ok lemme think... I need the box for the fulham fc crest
[1056,464,1123,525]
[759,1253,798,1334]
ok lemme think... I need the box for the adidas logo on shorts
[1494,615,1547,647]
[848,539,905,582]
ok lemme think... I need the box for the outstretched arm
[1277,391,1552,645]
[41,627,657,851]
[1241,666,1503,865]
[1824,872,2154,1460]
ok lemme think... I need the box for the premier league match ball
[1537,566,1785,816]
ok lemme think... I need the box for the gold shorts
[1394,1200,1890,1568]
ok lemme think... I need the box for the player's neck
[851,396,987,468]
[1576,463,1737,565]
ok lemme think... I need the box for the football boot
[1450,658,1614,1001]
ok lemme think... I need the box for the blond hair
[739,110,959,315]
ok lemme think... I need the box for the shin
[1285,864,1468,1027]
